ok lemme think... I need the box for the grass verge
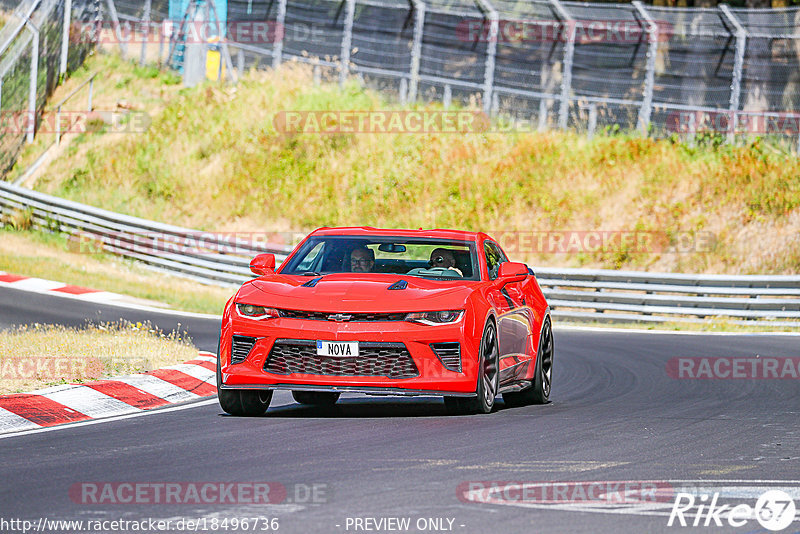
[0,227,232,315]
[0,320,198,394]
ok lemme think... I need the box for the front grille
[264,339,419,379]
[231,335,257,364]
[430,342,462,372]
[278,310,407,322]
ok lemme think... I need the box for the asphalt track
[1,285,800,533]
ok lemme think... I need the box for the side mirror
[497,261,528,283]
[250,253,276,276]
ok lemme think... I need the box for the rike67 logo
[669,488,796,531]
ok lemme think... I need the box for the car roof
[309,226,490,242]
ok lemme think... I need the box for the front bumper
[219,317,480,395]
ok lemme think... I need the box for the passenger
[349,247,376,273]
[429,248,463,276]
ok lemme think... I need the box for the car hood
[238,273,477,312]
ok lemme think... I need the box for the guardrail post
[719,5,746,144]
[140,0,151,66]
[25,19,40,144]
[272,0,287,68]
[475,0,498,114]
[633,1,657,135]
[408,0,425,103]
[60,0,73,75]
[548,0,574,130]
[339,0,356,86]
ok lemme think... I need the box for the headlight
[236,303,281,320]
[405,310,464,325]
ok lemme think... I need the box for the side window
[296,242,324,272]
[484,241,507,280]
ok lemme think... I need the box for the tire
[292,391,340,405]
[217,341,273,416]
[444,321,499,415]
[502,317,553,407]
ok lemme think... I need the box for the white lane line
[0,407,41,432]
[0,398,219,440]
[161,363,215,383]
[34,385,141,418]
[113,374,200,403]
[554,325,800,336]
[74,291,123,302]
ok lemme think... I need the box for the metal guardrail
[2,181,800,328]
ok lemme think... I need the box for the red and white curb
[0,352,218,435]
[0,271,132,305]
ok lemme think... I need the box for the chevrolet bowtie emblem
[327,313,352,322]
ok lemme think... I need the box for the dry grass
[0,321,198,394]
[0,228,234,314]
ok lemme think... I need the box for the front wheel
[217,342,273,416]
[445,321,499,415]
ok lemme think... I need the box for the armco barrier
[2,181,799,327]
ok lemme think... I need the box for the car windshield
[280,236,480,280]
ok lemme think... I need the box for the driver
[429,248,463,276]
[349,247,376,273]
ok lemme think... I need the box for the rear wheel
[502,317,553,407]
[292,391,340,405]
[444,321,499,415]
[217,341,273,416]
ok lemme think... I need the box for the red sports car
[217,227,553,415]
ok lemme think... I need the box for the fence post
[548,0,574,130]
[633,1,657,135]
[475,0,498,114]
[105,0,128,58]
[272,0,287,68]
[140,0,151,66]
[587,103,597,140]
[408,0,425,103]
[26,20,40,144]
[207,0,238,82]
[339,0,356,86]
[719,5,746,143]
[60,0,72,75]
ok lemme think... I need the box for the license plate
[316,340,359,358]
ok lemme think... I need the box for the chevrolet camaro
[217,227,553,415]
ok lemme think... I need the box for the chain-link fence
[6,0,800,162]
[192,0,799,145]
[0,0,99,175]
